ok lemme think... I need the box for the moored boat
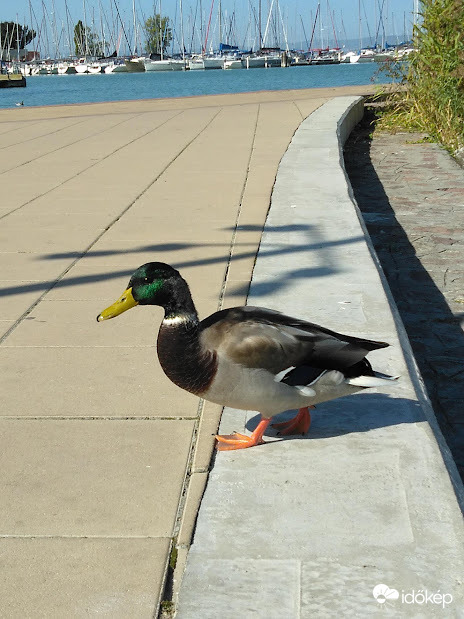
[244,55,266,68]
[223,58,243,69]
[145,58,185,71]
[57,62,77,74]
[124,58,146,72]
[310,49,341,65]
[104,60,128,73]
[188,55,224,70]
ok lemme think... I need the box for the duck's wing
[200,306,388,374]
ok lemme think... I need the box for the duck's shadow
[245,393,425,441]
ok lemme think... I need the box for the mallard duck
[97,262,397,451]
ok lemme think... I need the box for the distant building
[0,48,38,61]
[25,50,40,61]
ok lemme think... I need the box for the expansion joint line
[0,109,180,221]
[292,99,305,121]
[0,111,147,182]
[0,108,222,346]
[166,107,263,607]
[0,118,87,152]
[218,103,261,311]
[0,118,43,138]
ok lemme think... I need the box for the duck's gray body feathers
[158,305,394,418]
[200,306,388,375]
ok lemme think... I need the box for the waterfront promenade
[1,86,463,617]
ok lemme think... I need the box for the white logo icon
[373,584,400,604]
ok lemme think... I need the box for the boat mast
[83,0,89,56]
[28,0,35,58]
[132,0,137,54]
[16,15,21,62]
[327,1,338,49]
[64,0,73,57]
[299,15,309,50]
[358,0,362,49]
[413,0,419,31]
[113,0,132,55]
[99,0,106,57]
[277,2,289,51]
[218,0,221,45]
[179,0,185,60]
[262,0,276,48]
[51,0,59,58]
[202,0,214,54]
[308,3,319,52]
[159,0,163,59]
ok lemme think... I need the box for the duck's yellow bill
[97,287,138,322]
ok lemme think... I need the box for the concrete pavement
[1,85,373,617]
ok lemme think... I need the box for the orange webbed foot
[272,406,313,436]
[215,432,265,451]
[215,417,271,451]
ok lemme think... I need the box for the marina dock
[0,73,26,88]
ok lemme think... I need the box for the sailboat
[306,2,341,64]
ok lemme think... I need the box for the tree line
[0,15,172,57]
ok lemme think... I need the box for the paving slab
[0,116,85,147]
[0,346,199,418]
[1,538,171,618]
[177,559,300,619]
[0,419,194,536]
[0,113,143,173]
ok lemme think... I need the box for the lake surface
[1,62,388,109]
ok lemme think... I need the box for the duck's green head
[97,262,182,322]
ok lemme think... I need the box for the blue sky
[3,0,417,56]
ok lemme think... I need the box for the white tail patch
[274,366,296,382]
[295,385,316,397]
[310,370,345,386]
[346,375,397,387]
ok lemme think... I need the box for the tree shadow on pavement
[1,229,364,299]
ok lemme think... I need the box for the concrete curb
[176,96,464,617]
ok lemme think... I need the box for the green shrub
[377,0,464,153]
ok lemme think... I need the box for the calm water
[1,62,387,109]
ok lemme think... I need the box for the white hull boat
[145,59,185,71]
[244,56,266,68]
[224,58,243,69]
[104,62,128,73]
[188,56,224,70]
